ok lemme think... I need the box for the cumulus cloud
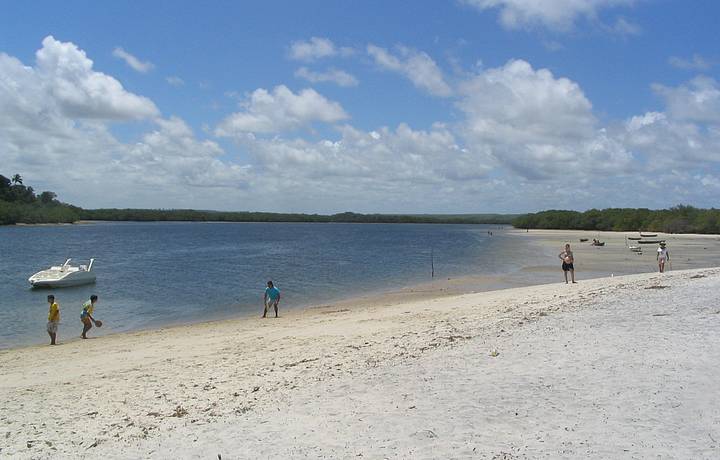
[367,44,452,97]
[0,37,253,208]
[453,59,635,179]
[294,67,359,87]
[652,76,720,124]
[112,47,154,73]
[123,117,251,188]
[288,37,353,62]
[215,85,349,136]
[33,36,159,120]
[462,0,636,31]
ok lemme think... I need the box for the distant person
[657,243,670,273]
[47,295,60,345]
[558,243,576,284]
[263,281,281,318]
[80,295,99,339]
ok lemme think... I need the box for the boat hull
[28,270,96,288]
[29,277,96,288]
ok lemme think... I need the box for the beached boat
[579,238,589,242]
[640,233,657,237]
[627,236,641,240]
[28,258,96,288]
[638,240,665,245]
[591,241,606,246]
[628,245,642,252]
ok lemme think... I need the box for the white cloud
[652,76,720,124]
[462,0,636,31]
[112,46,154,73]
[123,117,251,188]
[609,17,641,36]
[166,76,185,87]
[455,59,631,178]
[288,37,353,62]
[35,36,159,120]
[668,54,714,71]
[294,67,359,87]
[215,85,349,136]
[367,44,452,97]
[0,37,254,209]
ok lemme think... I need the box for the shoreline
[4,227,719,351]
[2,267,719,458]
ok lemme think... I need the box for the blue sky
[1,1,719,213]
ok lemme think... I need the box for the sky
[1,0,719,214]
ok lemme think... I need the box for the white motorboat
[28,258,96,288]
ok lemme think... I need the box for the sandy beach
[2,244,720,459]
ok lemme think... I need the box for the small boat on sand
[579,238,589,242]
[28,258,96,288]
[638,240,665,245]
[627,236,641,240]
[640,233,657,238]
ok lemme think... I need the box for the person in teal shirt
[262,281,281,318]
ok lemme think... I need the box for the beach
[2,236,720,458]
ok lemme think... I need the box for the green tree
[11,174,23,185]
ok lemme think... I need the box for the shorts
[562,262,574,271]
[81,316,92,326]
[265,298,279,308]
[47,321,59,334]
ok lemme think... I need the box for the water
[0,222,529,348]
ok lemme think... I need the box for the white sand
[2,267,719,459]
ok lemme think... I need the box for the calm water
[0,222,532,348]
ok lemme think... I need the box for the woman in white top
[657,243,669,273]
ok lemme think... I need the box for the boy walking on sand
[263,281,281,318]
[47,295,60,345]
[80,295,99,339]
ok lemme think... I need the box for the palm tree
[11,174,22,185]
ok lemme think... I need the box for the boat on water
[28,258,96,288]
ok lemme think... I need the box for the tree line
[1,174,514,225]
[83,209,516,225]
[512,206,720,234]
[0,174,83,225]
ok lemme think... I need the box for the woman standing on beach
[558,243,576,284]
[657,243,669,273]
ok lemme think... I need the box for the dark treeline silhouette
[513,206,720,234]
[1,174,515,225]
[0,174,83,225]
[83,209,516,225]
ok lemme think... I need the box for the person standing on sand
[80,295,99,339]
[657,242,670,273]
[47,295,60,345]
[263,281,281,318]
[558,243,577,284]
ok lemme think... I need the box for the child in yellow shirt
[47,294,60,345]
